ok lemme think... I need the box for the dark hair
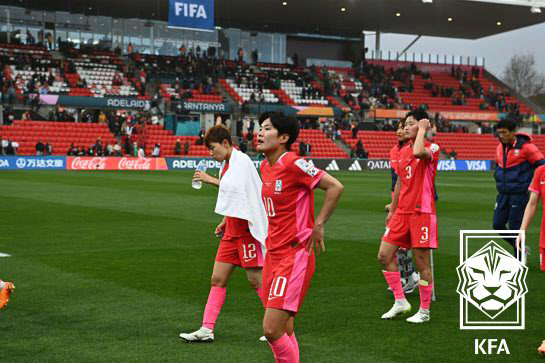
[204,125,232,148]
[397,117,406,129]
[405,109,430,121]
[258,111,299,151]
[496,118,517,132]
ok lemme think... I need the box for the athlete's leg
[263,308,297,362]
[408,248,433,323]
[245,267,265,305]
[378,240,400,272]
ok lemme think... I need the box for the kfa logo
[174,2,208,18]
[457,231,528,330]
[474,339,510,355]
[275,180,282,192]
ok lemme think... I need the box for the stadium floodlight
[422,0,433,3]
[531,6,542,13]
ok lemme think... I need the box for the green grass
[0,170,543,362]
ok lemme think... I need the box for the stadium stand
[249,129,349,159]
[0,120,117,156]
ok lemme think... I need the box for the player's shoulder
[291,155,322,177]
[536,164,545,176]
[425,141,440,153]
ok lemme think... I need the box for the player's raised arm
[307,174,344,255]
[413,118,432,161]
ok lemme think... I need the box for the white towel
[215,149,268,247]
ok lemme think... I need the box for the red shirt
[528,165,545,248]
[390,144,403,175]
[260,152,326,257]
[396,140,440,214]
[220,160,251,237]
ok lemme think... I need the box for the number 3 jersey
[260,152,325,257]
[395,141,440,214]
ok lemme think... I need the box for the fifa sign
[168,0,214,31]
[457,231,528,330]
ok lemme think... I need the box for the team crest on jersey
[275,180,282,192]
[430,143,440,153]
[295,159,311,172]
[514,150,520,156]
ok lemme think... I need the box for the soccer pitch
[0,170,543,362]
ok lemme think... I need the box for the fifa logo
[457,231,528,330]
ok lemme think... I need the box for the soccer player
[386,118,420,294]
[516,163,545,270]
[378,109,439,324]
[539,340,545,355]
[0,279,15,309]
[257,111,344,362]
[180,125,267,343]
[493,118,544,259]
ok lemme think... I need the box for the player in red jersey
[0,279,15,309]
[378,109,439,324]
[385,118,420,294]
[180,126,267,343]
[257,111,344,362]
[516,163,545,271]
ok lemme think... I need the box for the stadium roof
[2,0,545,39]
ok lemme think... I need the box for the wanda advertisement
[67,157,168,171]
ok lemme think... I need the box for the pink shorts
[382,213,438,249]
[215,235,264,268]
[262,249,315,313]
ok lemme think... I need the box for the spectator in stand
[237,47,244,62]
[247,119,255,141]
[98,112,107,124]
[26,30,35,45]
[78,146,86,156]
[299,140,306,156]
[152,143,161,157]
[67,143,76,156]
[94,138,103,156]
[35,140,45,156]
[138,144,146,158]
[127,42,133,55]
[449,150,458,160]
[87,144,95,156]
[132,142,139,157]
[197,128,205,145]
[356,140,368,158]
[45,141,53,156]
[113,143,122,156]
[184,141,190,155]
[22,110,32,121]
[0,136,3,155]
[175,139,182,155]
[351,121,359,139]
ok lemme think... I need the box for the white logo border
[458,230,526,330]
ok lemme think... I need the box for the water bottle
[192,160,208,189]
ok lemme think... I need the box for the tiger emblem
[457,241,528,319]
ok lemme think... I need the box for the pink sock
[269,333,297,363]
[383,271,405,301]
[419,283,433,310]
[202,286,226,330]
[256,286,266,307]
[289,333,299,363]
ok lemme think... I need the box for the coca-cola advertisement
[67,157,168,171]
